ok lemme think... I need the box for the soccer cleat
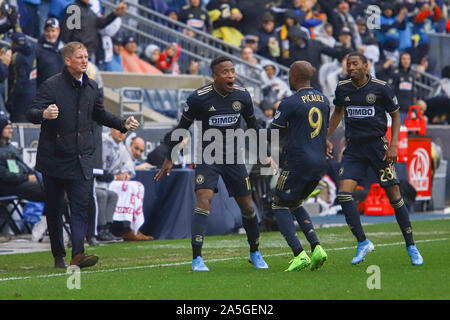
[407,245,423,266]
[285,251,311,272]
[249,251,269,269]
[351,239,375,265]
[192,256,209,271]
[310,245,328,271]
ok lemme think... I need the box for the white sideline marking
[0,238,447,283]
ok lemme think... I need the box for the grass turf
[0,219,449,300]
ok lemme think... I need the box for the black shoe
[88,237,100,246]
[106,230,123,242]
[54,256,67,269]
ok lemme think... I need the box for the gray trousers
[95,187,118,227]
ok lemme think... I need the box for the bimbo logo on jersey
[209,114,240,127]
[347,106,375,118]
[409,148,430,191]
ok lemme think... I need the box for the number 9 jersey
[271,87,330,181]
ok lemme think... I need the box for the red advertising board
[407,136,432,200]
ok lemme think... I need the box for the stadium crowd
[0,0,449,246]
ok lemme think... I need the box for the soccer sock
[273,206,303,256]
[291,206,320,252]
[391,198,415,246]
[191,208,209,259]
[337,192,366,243]
[241,208,260,252]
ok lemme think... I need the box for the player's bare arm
[384,109,401,164]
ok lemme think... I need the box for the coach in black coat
[27,41,139,269]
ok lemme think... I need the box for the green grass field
[0,219,449,300]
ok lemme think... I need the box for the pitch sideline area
[0,219,449,300]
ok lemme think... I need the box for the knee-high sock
[241,208,260,252]
[291,206,319,251]
[391,198,415,246]
[191,208,209,259]
[337,192,366,242]
[273,206,303,256]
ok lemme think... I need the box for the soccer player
[327,52,423,266]
[269,61,329,272]
[155,56,273,271]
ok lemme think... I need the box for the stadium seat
[0,196,31,235]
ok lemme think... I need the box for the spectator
[179,0,211,33]
[6,32,37,123]
[60,0,127,61]
[207,0,244,47]
[280,26,349,89]
[375,3,410,52]
[290,0,325,39]
[0,1,20,34]
[257,12,281,60]
[126,135,152,170]
[18,0,41,38]
[235,47,262,99]
[413,0,442,61]
[121,36,163,74]
[276,10,309,60]
[146,133,170,168]
[98,16,122,71]
[157,42,181,74]
[389,52,416,122]
[106,35,125,72]
[259,99,275,126]
[318,0,361,49]
[375,43,399,82]
[356,17,375,45]
[335,27,354,51]
[93,179,122,242]
[425,65,450,124]
[237,0,270,36]
[315,22,336,64]
[36,18,64,88]
[260,59,291,105]
[102,128,153,241]
[142,44,160,68]
[48,0,73,21]
[242,35,259,52]
[0,114,45,201]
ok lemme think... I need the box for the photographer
[0,0,20,35]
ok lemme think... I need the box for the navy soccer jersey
[181,83,255,196]
[271,87,330,180]
[333,75,400,140]
[183,83,255,133]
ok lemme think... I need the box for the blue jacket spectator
[6,33,37,123]
[48,0,74,20]
[106,36,125,72]
[35,18,64,88]
[17,0,41,38]
[375,4,411,51]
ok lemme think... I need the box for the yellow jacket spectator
[207,0,244,47]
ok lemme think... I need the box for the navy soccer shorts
[194,163,252,197]
[275,168,321,202]
[339,136,400,187]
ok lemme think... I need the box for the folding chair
[0,195,32,235]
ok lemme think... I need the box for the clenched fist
[125,116,139,131]
[43,104,59,120]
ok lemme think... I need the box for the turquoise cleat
[407,245,423,266]
[249,251,269,269]
[192,256,209,271]
[351,239,375,265]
